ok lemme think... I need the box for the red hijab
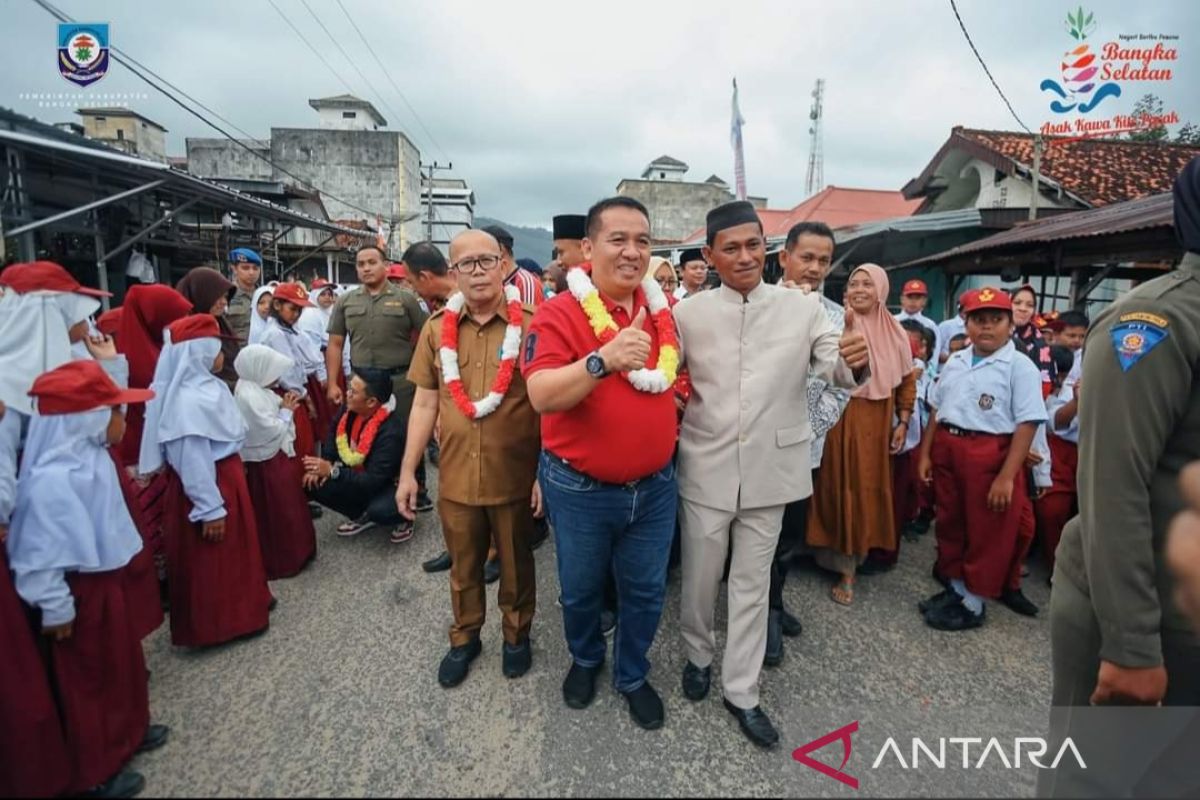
[117,284,194,389]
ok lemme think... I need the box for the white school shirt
[260,317,327,396]
[898,362,930,455]
[930,341,1048,434]
[1045,382,1080,444]
[937,315,966,358]
[1030,421,1053,488]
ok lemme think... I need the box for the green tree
[1127,94,1168,142]
[1176,122,1200,146]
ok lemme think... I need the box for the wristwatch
[330,463,342,480]
[585,350,608,379]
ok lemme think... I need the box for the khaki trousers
[680,498,785,709]
[440,497,536,647]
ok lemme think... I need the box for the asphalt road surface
[131,466,1053,797]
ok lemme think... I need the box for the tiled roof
[648,154,688,168]
[912,127,1200,208]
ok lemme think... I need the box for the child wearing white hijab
[259,282,332,457]
[247,284,276,345]
[139,314,272,647]
[234,345,317,578]
[8,359,167,798]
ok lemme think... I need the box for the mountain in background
[475,216,555,267]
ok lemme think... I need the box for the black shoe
[600,609,616,638]
[502,639,532,678]
[562,662,601,709]
[483,558,501,585]
[857,558,893,576]
[764,609,784,668]
[1000,588,1039,617]
[918,588,958,614]
[907,514,932,536]
[780,608,803,638]
[622,682,665,730]
[137,723,170,753]
[307,501,323,519]
[924,597,985,631]
[422,551,452,573]
[80,769,145,798]
[415,490,434,513]
[437,640,481,688]
[723,699,779,748]
[681,661,711,701]
[531,518,550,550]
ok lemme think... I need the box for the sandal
[830,578,855,606]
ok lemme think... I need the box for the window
[342,111,357,119]
[660,171,666,179]
[116,129,124,140]
[94,116,106,123]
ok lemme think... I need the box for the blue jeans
[539,450,677,693]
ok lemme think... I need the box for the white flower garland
[438,285,523,418]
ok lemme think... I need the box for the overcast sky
[2,0,1196,227]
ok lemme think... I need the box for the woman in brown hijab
[175,267,241,387]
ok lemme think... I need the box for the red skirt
[50,570,149,793]
[116,403,145,467]
[0,550,70,798]
[111,451,164,641]
[163,454,272,647]
[307,374,334,455]
[245,451,317,580]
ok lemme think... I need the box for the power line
[30,0,394,222]
[334,0,451,162]
[265,0,358,97]
[948,0,1032,134]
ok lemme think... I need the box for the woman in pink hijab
[806,264,917,605]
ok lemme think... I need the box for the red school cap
[29,359,154,414]
[167,313,222,343]
[273,281,314,307]
[0,261,111,297]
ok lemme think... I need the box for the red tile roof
[680,186,921,244]
[910,127,1200,208]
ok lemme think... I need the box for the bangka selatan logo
[1040,7,1120,115]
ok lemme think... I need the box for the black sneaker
[600,609,616,638]
[681,661,711,701]
[918,588,958,614]
[562,662,601,709]
[622,682,664,730]
[483,558,501,585]
[437,639,482,688]
[502,639,532,678]
[80,769,145,798]
[1000,588,1039,617]
[924,597,985,631]
[136,723,170,753]
[415,490,434,513]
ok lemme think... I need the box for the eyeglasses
[451,254,502,274]
[655,274,678,289]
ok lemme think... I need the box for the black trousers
[308,481,405,527]
[768,468,818,612]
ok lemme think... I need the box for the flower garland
[439,285,523,419]
[336,406,390,468]
[565,265,679,393]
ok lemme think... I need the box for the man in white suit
[674,201,870,748]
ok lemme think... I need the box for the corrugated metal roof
[901,192,1172,267]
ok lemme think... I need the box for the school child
[8,359,169,797]
[1036,345,1081,574]
[1056,310,1090,386]
[234,345,317,579]
[139,314,273,647]
[946,332,968,355]
[895,320,935,541]
[259,282,332,457]
[917,288,1048,630]
[248,284,275,345]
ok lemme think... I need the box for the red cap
[29,360,154,414]
[273,281,313,307]
[311,277,332,289]
[167,314,221,344]
[0,261,111,297]
[1040,310,1066,332]
[961,286,1013,314]
[901,279,928,296]
[96,307,124,336]
[387,263,408,281]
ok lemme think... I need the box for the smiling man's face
[705,222,765,296]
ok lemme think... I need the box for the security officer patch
[1110,317,1169,372]
[978,393,995,411]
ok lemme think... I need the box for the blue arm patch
[1110,321,1168,372]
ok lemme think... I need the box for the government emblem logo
[59,23,110,87]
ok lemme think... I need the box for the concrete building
[420,178,475,255]
[185,95,424,253]
[76,107,168,163]
[617,155,767,243]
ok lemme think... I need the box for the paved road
[131,466,1053,797]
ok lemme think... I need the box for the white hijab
[296,286,335,349]
[234,345,296,462]
[138,333,248,474]
[0,290,99,414]
[248,285,275,345]
[7,406,141,574]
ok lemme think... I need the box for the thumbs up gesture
[598,306,653,373]
[839,308,870,370]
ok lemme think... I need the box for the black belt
[544,450,658,490]
[941,424,1000,438]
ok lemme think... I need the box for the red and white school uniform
[1036,381,1079,571]
[234,345,317,579]
[139,315,272,647]
[260,283,332,456]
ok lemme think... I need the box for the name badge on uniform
[1110,312,1169,372]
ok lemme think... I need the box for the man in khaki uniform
[396,230,541,688]
[674,201,869,748]
[224,247,261,345]
[1041,157,1200,797]
[325,244,429,423]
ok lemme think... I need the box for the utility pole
[805,78,825,197]
[422,161,452,244]
[1029,135,1043,222]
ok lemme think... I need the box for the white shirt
[1045,382,1080,444]
[260,318,327,395]
[163,437,241,522]
[930,342,1048,434]
[937,315,967,358]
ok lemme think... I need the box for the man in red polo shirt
[523,196,678,732]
